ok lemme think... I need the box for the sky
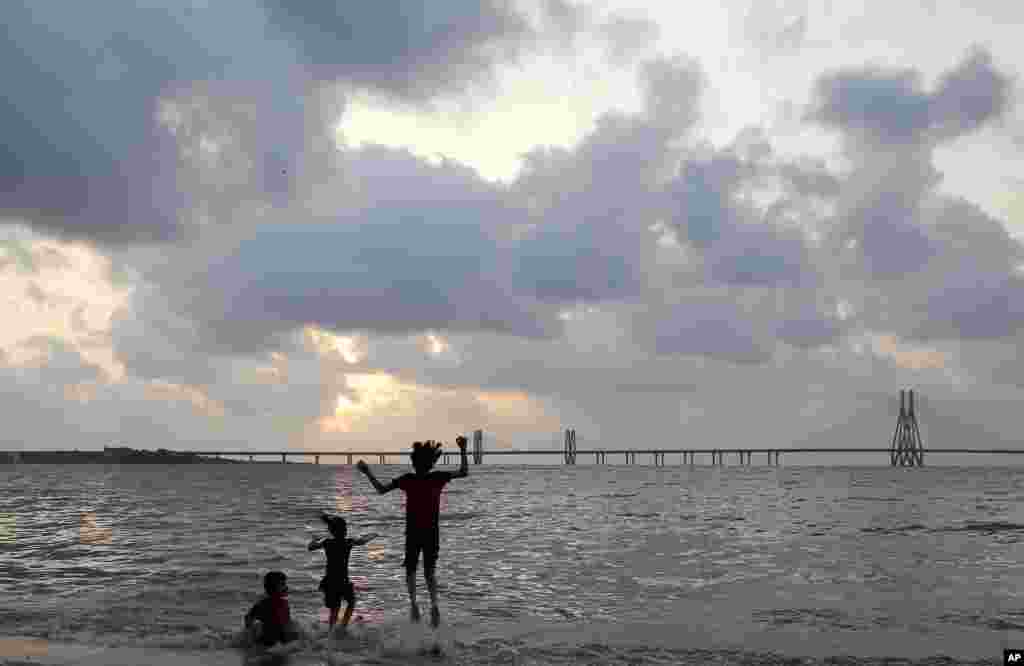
[3,0,1024,466]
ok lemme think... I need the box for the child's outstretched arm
[351,532,379,546]
[308,536,325,552]
[450,436,469,479]
[356,460,398,494]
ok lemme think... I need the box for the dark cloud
[809,47,1011,146]
[910,266,1024,341]
[1,0,586,244]
[0,1,297,244]
[809,50,1014,285]
[661,147,817,290]
[650,296,775,364]
[664,155,749,249]
[263,1,585,103]
[810,68,933,145]
[931,49,1014,141]
[145,145,564,348]
[510,56,705,303]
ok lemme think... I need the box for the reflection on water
[2,464,1024,657]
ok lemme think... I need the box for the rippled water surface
[2,463,1024,664]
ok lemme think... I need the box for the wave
[0,632,1000,666]
[861,521,1024,536]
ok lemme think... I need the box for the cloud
[597,12,661,67]
[741,0,809,55]
[1,0,588,244]
[807,49,1016,287]
[262,0,585,103]
[808,47,1011,147]
[0,230,129,381]
[649,293,775,364]
[0,0,300,244]
[180,204,558,344]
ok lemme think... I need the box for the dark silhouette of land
[1,446,241,464]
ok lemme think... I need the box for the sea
[2,462,1023,665]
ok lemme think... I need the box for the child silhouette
[309,514,378,633]
[357,435,468,627]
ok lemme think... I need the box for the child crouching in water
[244,571,302,648]
[309,513,378,634]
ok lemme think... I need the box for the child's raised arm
[351,532,379,546]
[308,537,325,552]
[356,460,398,494]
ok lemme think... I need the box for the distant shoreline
[1,448,242,464]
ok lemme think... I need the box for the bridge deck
[7,448,1024,456]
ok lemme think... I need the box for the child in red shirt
[244,571,301,647]
[357,435,468,627]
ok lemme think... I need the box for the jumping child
[244,571,302,647]
[308,513,378,633]
[356,435,468,628]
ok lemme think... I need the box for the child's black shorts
[403,528,440,571]
[319,577,355,609]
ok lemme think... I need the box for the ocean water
[2,462,1023,665]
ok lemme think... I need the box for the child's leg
[328,606,340,627]
[341,601,355,627]
[424,564,441,627]
[405,539,422,622]
[406,566,420,621]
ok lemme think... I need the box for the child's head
[410,440,442,473]
[263,571,288,596]
[320,513,347,538]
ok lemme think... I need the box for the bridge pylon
[564,428,576,465]
[472,429,483,464]
[890,389,925,467]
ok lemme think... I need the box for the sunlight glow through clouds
[418,332,449,356]
[320,373,425,433]
[870,334,947,371]
[304,326,366,364]
[0,231,129,382]
[337,43,645,183]
[313,369,558,445]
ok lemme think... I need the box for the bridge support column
[379,455,385,464]
[563,429,576,465]
[315,455,320,465]
[281,453,286,463]
[473,429,484,465]
[347,454,352,465]
[891,389,925,467]
[249,455,253,462]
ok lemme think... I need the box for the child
[308,513,378,633]
[356,435,468,627]
[244,571,301,647]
